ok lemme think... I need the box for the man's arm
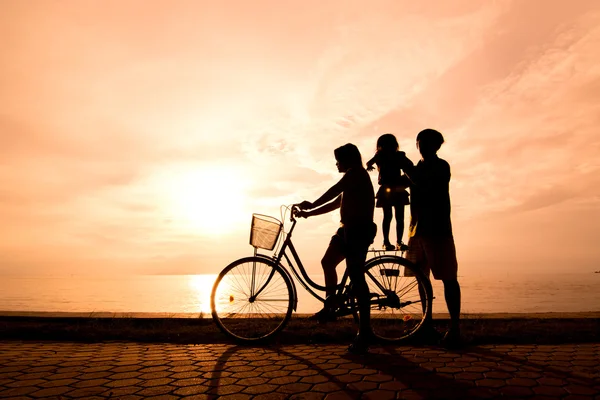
[405,159,450,190]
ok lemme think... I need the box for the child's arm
[366,153,378,172]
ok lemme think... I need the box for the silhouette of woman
[296,143,376,354]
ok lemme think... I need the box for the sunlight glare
[189,274,217,315]
[164,165,249,235]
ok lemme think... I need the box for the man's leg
[406,236,441,343]
[434,237,461,346]
[405,236,431,316]
[443,279,461,333]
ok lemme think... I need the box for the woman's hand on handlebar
[298,201,313,210]
[291,203,311,220]
[295,209,310,219]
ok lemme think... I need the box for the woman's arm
[311,177,345,209]
[297,173,348,217]
[299,195,341,218]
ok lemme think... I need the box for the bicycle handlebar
[290,204,301,222]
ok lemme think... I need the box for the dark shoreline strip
[1,315,599,345]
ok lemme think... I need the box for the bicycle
[210,205,433,343]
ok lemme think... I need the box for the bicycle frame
[255,216,351,306]
[251,208,420,314]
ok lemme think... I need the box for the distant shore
[1,311,598,345]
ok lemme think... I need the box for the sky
[1,0,599,277]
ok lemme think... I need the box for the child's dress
[373,151,411,208]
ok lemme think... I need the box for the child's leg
[394,204,405,244]
[382,206,393,245]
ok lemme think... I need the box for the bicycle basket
[249,214,283,250]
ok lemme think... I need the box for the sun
[163,165,250,235]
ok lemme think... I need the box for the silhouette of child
[296,143,376,354]
[366,134,413,251]
[403,129,461,348]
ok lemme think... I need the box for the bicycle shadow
[207,344,360,398]
[205,344,479,399]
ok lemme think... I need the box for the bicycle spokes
[365,257,432,342]
[211,257,294,341]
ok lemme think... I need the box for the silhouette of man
[403,129,461,347]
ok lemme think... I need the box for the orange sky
[1,0,599,276]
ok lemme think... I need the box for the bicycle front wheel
[211,257,294,343]
[365,256,433,343]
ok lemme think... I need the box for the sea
[1,272,599,316]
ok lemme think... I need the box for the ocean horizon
[1,271,599,316]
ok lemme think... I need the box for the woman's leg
[346,247,371,340]
[345,225,376,352]
[321,236,345,299]
[310,234,345,321]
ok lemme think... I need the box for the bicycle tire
[363,256,433,343]
[211,257,294,343]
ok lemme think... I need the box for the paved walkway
[0,341,598,399]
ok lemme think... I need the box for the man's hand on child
[399,154,413,169]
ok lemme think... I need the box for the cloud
[238,1,512,198]
[1,1,599,276]
[449,12,600,217]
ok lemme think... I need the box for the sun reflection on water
[188,274,218,316]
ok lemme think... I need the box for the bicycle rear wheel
[365,256,433,343]
[211,257,294,343]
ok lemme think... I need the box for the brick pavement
[0,341,598,399]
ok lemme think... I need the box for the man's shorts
[405,235,458,280]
